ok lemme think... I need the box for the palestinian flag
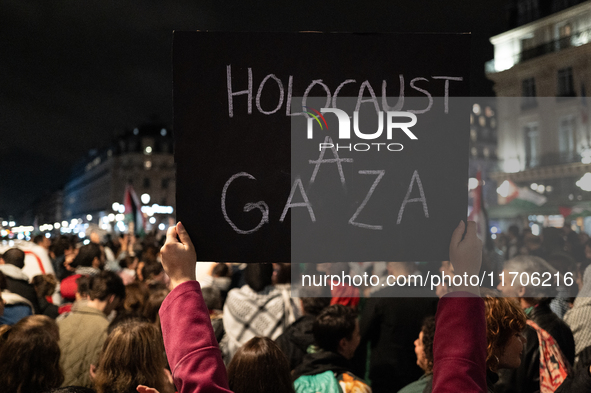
[124,185,145,236]
[497,179,547,207]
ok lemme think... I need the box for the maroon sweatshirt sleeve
[432,292,487,393]
[159,281,233,393]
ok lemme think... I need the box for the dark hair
[122,282,150,315]
[32,274,58,298]
[0,315,64,392]
[141,261,164,281]
[45,387,96,393]
[120,255,137,270]
[71,243,102,268]
[202,286,222,310]
[76,275,91,298]
[245,263,273,292]
[212,262,229,277]
[89,271,125,301]
[301,297,331,316]
[0,270,7,291]
[51,236,73,258]
[142,287,170,323]
[227,337,295,393]
[508,225,519,237]
[273,263,291,285]
[313,304,357,353]
[94,321,172,393]
[2,248,25,269]
[33,234,46,245]
[421,316,436,373]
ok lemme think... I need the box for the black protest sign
[173,32,470,263]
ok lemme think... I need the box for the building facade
[486,0,591,230]
[62,122,176,234]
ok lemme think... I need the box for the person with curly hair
[398,316,436,393]
[0,315,64,393]
[481,289,527,393]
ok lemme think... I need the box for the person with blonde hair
[92,320,174,393]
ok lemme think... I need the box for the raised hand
[449,220,482,295]
[160,222,197,290]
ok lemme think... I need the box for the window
[524,123,539,168]
[161,178,170,190]
[522,78,537,108]
[558,115,576,161]
[143,178,151,189]
[557,67,575,97]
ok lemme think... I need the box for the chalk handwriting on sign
[226,65,463,117]
[221,145,429,234]
[173,32,470,262]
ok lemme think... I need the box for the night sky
[0,0,508,219]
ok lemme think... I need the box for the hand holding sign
[161,222,197,290]
[449,220,482,295]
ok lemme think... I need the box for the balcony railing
[486,28,591,74]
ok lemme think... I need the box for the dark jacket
[293,350,355,380]
[275,314,315,371]
[354,285,438,393]
[487,370,499,393]
[0,264,41,314]
[555,348,591,393]
[496,302,576,393]
[293,350,371,393]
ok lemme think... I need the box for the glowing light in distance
[497,180,510,198]
[577,173,591,192]
[504,158,520,173]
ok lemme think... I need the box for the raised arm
[159,222,233,393]
[432,221,487,393]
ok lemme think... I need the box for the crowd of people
[1,221,591,392]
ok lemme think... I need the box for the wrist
[170,278,193,290]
